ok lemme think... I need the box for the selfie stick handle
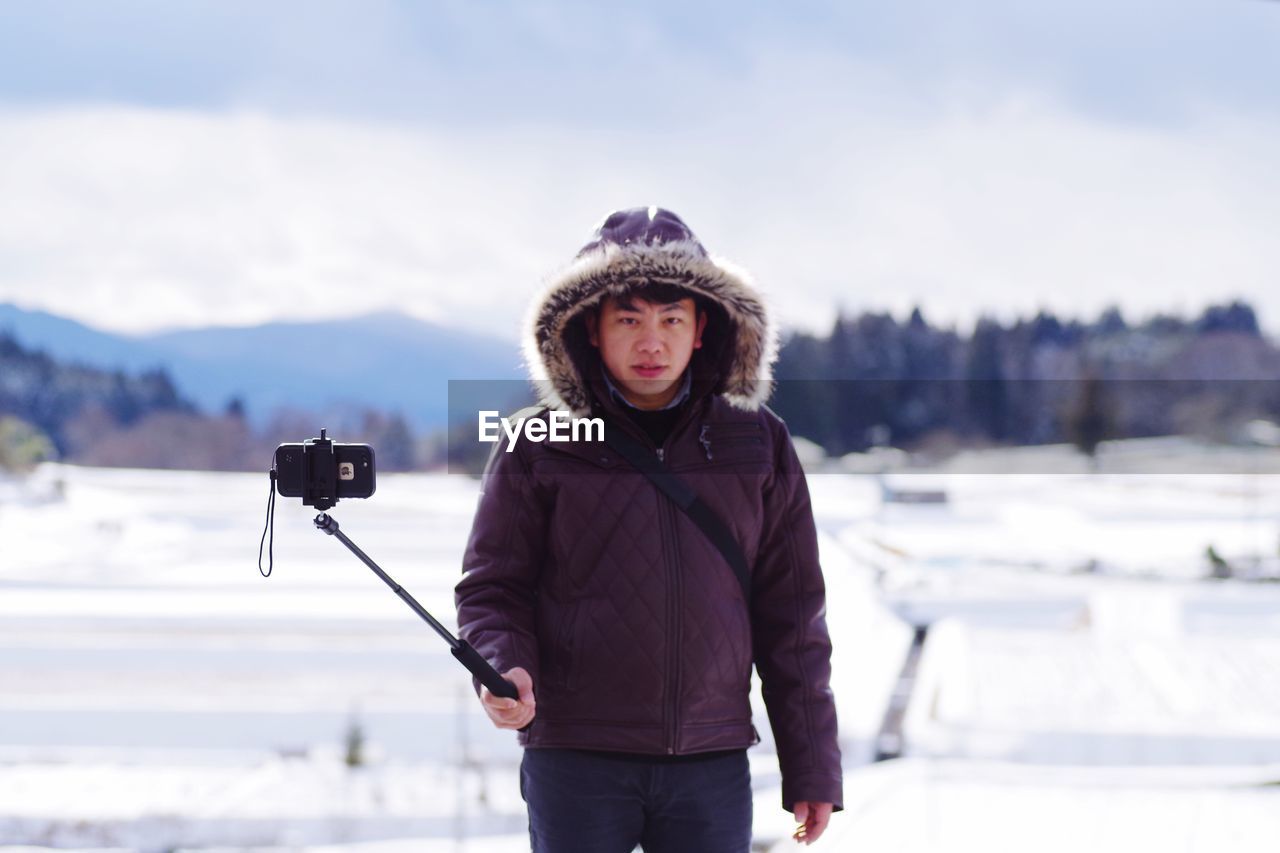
[313,512,519,700]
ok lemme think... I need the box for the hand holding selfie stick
[262,429,518,701]
[312,513,519,700]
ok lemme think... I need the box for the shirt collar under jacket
[600,362,692,411]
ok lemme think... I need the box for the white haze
[1,86,1278,342]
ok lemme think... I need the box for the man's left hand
[792,801,833,845]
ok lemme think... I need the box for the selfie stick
[313,512,519,700]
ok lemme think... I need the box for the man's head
[584,283,708,410]
[526,206,776,416]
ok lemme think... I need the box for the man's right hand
[480,666,536,730]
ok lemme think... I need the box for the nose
[636,319,664,354]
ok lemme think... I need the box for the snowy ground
[1,443,1279,851]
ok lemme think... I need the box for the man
[456,207,841,852]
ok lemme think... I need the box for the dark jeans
[519,747,753,853]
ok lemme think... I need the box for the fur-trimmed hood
[522,207,778,417]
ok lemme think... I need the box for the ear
[585,310,600,347]
[693,309,708,349]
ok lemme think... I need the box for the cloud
[3,1,1278,128]
[0,85,1277,341]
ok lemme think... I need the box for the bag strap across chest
[600,419,752,603]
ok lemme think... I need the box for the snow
[767,759,1280,853]
[3,446,1280,851]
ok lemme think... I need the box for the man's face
[586,294,708,411]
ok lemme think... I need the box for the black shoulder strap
[601,420,752,602]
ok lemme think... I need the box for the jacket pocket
[697,423,766,462]
[552,601,583,693]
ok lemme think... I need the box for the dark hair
[621,281,701,307]
[593,281,711,319]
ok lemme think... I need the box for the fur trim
[522,239,778,417]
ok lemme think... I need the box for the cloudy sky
[1,0,1278,341]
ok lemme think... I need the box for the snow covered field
[1,446,1279,851]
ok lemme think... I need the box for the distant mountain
[0,304,164,368]
[0,304,525,429]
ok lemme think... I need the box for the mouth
[632,364,667,378]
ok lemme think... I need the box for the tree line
[771,300,1280,456]
[4,299,1277,473]
[0,333,421,472]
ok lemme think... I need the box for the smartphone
[274,441,377,501]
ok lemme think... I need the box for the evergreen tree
[964,317,1010,442]
[1066,369,1115,463]
[1195,300,1260,336]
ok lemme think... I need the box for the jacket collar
[600,362,692,412]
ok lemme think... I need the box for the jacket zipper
[659,496,682,754]
[658,400,702,464]
[604,399,698,753]
[604,398,702,464]
[656,405,701,753]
